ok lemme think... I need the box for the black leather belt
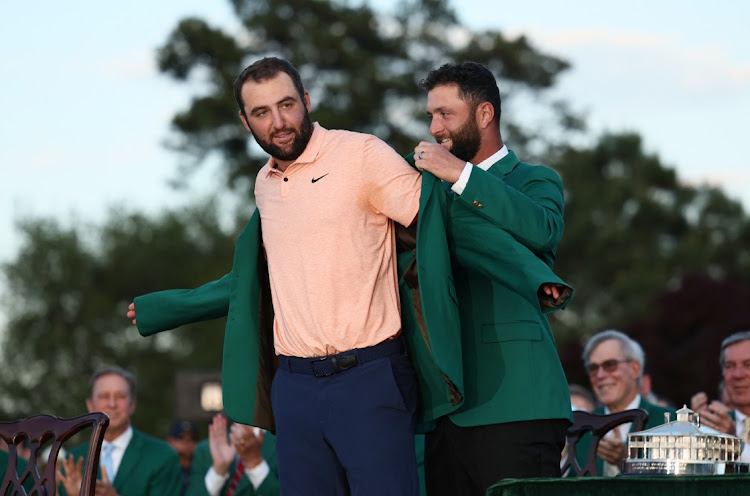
[279,336,405,377]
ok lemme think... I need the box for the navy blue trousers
[272,349,419,495]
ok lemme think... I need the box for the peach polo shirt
[254,123,421,358]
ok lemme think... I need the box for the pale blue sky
[1,1,749,294]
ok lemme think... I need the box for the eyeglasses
[586,358,632,375]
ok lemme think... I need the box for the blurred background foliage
[3,0,750,435]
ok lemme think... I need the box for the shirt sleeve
[450,162,474,194]
[204,467,229,496]
[361,135,422,227]
[245,459,270,490]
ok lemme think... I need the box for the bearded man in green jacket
[412,61,574,495]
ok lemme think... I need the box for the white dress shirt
[450,145,509,194]
[100,425,133,480]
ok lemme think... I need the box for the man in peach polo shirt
[128,57,424,495]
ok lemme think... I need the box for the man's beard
[253,111,314,162]
[445,114,481,163]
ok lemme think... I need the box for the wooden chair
[560,408,648,477]
[0,412,109,496]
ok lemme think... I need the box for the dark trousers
[424,417,568,496]
[272,348,419,495]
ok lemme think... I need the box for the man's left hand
[414,141,465,183]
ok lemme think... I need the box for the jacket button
[477,203,484,209]
[472,200,479,206]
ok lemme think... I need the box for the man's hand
[126,302,136,325]
[541,284,560,300]
[596,429,627,465]
[690,391,709,411]
[209,413,235,476]
[538,283,571,310]
[694,398,735,435]
[57,454,83,496]
[94,468,119,496]
[414,142,465,184]
[231,424,265,469]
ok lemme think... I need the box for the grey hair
[88,365,137,401]
[719,330,750,368]
[582,329,646,376]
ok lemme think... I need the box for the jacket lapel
[113,429,141,489]
[486,150,520,178]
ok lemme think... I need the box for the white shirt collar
[103,425,133,451]
[603,394,642,415]
[474,145,508,171]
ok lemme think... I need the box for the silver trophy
[623,405,749,475]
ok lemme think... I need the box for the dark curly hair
[419,62,502,126]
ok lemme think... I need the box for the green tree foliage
[157,0,575,191]
[551,133,750,398]
[552,133,750,336]
[0,201,241,435]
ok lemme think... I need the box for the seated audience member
[569,384,596,412]
[167,420,200,496]
[57,365,182,495]
[690,330,750,463]
[576,330,675,476]
[187,413,278,496]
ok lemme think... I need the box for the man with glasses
[576,330,675,476]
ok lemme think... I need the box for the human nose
[270,109,286,130]
[429,117,442,137]
[731,365,749,379]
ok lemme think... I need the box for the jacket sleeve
[457,163,565,256]
[134,273,232,337]
[448,216,573,312]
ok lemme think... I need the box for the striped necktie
[226,459,245,496]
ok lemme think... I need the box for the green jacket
[187,435,278,496]
[64,428,182,496]
[437,150,573,426]
[574,397,676,476]
[134,171,572,429]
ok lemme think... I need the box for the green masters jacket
[445,150,573,426]
[574,397,676,476]
[64,428,182,496]
[187,434,278,496]
[134,171,572,429]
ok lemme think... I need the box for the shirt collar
[603,394,642,415]
[474,145,508,171]
[263,122,326,177]
[104,425,133,451]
